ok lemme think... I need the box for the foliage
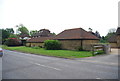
[88,28,92,32]
[100,36,108,43]
[44,40,61,50]
[51,32,56,35]
[94,50,104,55]
[100,28,117,43]
[0,28,15,44]
[95,31,101,38]
[108,28,116,33]
[76,46,83,51]
[1,29,10,43]
[8,34,19,39]
[6,28,14,34]
[1,29,10,39]
[2,46,93,58]
[4,38,21,46]
[30,30,38,36]
[17,24,29,35]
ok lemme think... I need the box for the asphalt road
[2,50,119,79]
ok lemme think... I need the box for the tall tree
[95,31,101,38]
[100,28,117,43]
[30,30,38,36]
[88,28,93,32]
[17,24,29,35]
[6,28,14,34]
[108,28,116,33]
[1,29,11,43]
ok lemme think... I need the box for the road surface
[2,49,119,79]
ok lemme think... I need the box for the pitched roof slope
[108,34,117,43]
[27,37,53,43]
[116,27,120,35]
[54,28,99,40]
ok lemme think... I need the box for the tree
[17,24,29,35]
[4,38,21,46]
[108,28,116,33]
[1,29,10,43]
[100,36,107,43]
[8,34,19,39]
[88,28,93,32]
[51,32,56,35]
[6,28,14,34]
[100,28,117,43]
[95,31,101,38]
[30,30,38,36]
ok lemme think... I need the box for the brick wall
[117,35,120,48]
[59,40,82,50]
[26,42,44,47]
[82,40,99,50]
[26,39,99,51]
[59,39,99,51]
[109,43,117,48]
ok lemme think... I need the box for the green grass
[2,45,94,58]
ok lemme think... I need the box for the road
[2,49,119,79]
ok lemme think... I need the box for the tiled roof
[31,29,51,37]
[108,34,117,43]
[116,27,120,35]
[54,28,99,40]
[27,37,53,43]
[19,33,30,38]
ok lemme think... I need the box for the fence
[91,44,111,56]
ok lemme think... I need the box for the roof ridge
[64,27,82,31]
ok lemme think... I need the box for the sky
[0,0,119,36]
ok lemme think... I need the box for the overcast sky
[0,0,119,36]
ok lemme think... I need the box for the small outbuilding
[54,28,100,51]
[108,27,120,48]
[26,29,54,47]
[26,37,52,47]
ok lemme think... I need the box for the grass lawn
[2,45,94,58]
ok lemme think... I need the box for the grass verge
[2,45,94,58]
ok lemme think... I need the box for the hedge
[44,40,61,50]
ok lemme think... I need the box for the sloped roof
[54,28,99,40]
[31,29,51,37]
[116,27,120,35]
[27,37,53,43]
[108,34,117,43]
[19,33,30,38]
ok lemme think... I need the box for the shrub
[76,46,83,51]
[9,34,19,39]
[4,38,22,46]
[44,40,61,50]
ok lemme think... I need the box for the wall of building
[117,35,120,48]
[59,39,99,51]
[109,43,117,48]
[59,40,82,50]
[26,42,44,47]
[26,39,99,50]
[82,40,99,50]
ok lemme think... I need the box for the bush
[4,38,22,46]
[44,40,61,50]
[76,46,83,51]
